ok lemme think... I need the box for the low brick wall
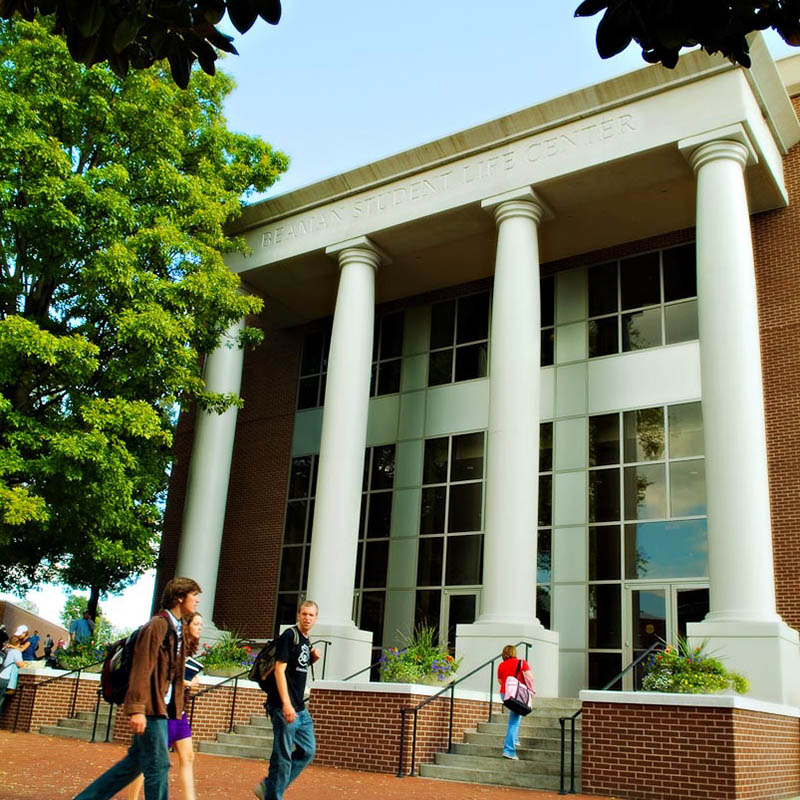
[581,691,800,800]
[2,668,500,775]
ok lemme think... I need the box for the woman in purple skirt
[128,611,204,800]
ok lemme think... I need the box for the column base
[687,618,800,705]
[455,621,560,696]
[299,623,373,682]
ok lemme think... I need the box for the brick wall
[582,701,800,800]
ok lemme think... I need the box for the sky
[5,1,797,632]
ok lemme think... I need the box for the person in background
[25,629,40,661]
[0,624,8,650]
[0,635,32,712]
[44,632,54,660]
[69,611,96,645]
[497,644,533,761]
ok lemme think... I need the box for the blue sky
[5,3,797,631]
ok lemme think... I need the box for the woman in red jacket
[497,644,533,760]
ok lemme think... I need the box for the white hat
[14,625,28,636]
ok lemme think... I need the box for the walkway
[0,731,611,800]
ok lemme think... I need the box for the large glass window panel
[371,444,396,490]
[589,468,620,522]
[623,407,664,463]
[622,307,662,351]
[676,588,709,639]
[444,534,483,585]
[588,584,621,648]
[457,293,490,344]
[364,541,389,588]
[537,586,551,630]
[377,359,402,395]
[451,432,484,481]
[669,459,706,517]
[428,349,453,386]
[454,342,488,381]
[423,438,449,484]
[297,377,319,409]
[420,486,447,534]
[620,252,660,310]
[447,594,477,654]
[367,491,393,538]
[668,402,704,458]
[415,589,442,636]
[541,276,555,327]
[417,537,444,586]
[380,312,404,359]
[448,482,483,532]
[590,414,620,466]
[430,301,455,349]
[289,456,313,499]
[589,525,621,580]
[588,652,621,690]
[662,244,697,302]
[276,594,299,630]
[588,316,618,357]
[284,501,308,545]
[625,519,708,579]
[360,591,386,644]
[664,300,698,344]
[588,262,618,317]
[623,463,666,520]
[537,529,552,583]
[540,422,553,472]
[538,474,552,527]
[541,328,555,367]
[301,331,324,375]
[279,547,303,591]
[632,589,666,649]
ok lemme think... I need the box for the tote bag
[503,659,534,716]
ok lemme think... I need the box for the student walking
[72,577,201,800]
[254,601,320,800]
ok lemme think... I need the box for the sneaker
[514,740,521,746]
[502,753,519,760]
[253,781,267,800]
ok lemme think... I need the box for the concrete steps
[39,707,115,742]
[198,714,272,759]
[418,698,582,792]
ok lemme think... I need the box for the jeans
[501,695,521,757]
[73,716,170,800]
[262,708,316,800]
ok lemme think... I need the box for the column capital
[480,186,553,226]
[325,235,391,270]
[679,123,758,174]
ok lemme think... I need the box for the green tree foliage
[0,18,288,598]
[60,592,113,642]
[0,0,281,88]
[575,0,800,70]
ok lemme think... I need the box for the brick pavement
[0,731,608,800]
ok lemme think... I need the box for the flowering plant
[641,637,748,694]
[56,639,105,669]
[199,630,255,670]
[379,626,460,685]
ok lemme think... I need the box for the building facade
[157,38,800,703]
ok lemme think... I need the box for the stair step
[76,710,113,722]
[216,731,273,748]
[247,715,271,729]
[234,723,273,737]
[39,725,94,741]
[434,751,577,777]
[419,763,575,791]
[198,741,268,759]
[451,742,581,759]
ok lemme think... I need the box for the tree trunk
[87,586,100,621]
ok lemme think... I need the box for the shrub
[56,639,105,670]
[641,637,748,694]
[199,629,254,669]
[379,626,460,684]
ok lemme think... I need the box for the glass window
[284,501,308,545]
[589,468,620,523]
[537,530,552,583]
[621,252,660,310]
[541,276,555,327]
[380,312,404,359]
[454,342,488,381]
[669,459,706,517]
[366,492,393,538]
[665,300,698,345]
[430,301,455,349]
[588,316,618,358]
[289,456,313,499]
[588,652,621,690]
[363,541,389,588]
[448,482,483,532]
[457,293,490,344]
[415,589,442,634]
[420,486,447,534]
[423,437,449,484]
[590,414,620,466]
[537,585,551,630]
[538,475,552,528]
[588,584,621,649]
[622,307,662,351]
[371,445,396,490]
[428,349,453,386]
[300,331,324,376]
[541,328,555,367]
[297,327,331,409]
[662,244,696,302]
[297,377,320,410]
[588,262,617,317]
[451,432,484,481]
[445,534,483,585]
[668,402,704,458]
[624,520,708,579]
[623,463,666,520]
[279,547,303,591]
[377,359,402,395]
[623,407,664,462]
[539,422,553,472]
[417,537,444,585]
[589,526,621,581]
[429,292,490,386]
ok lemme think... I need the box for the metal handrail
[91,689,116,743]
[396,641,531,778]
[558,641,661,795]
[31,658,105,721]
[311,639,331,681]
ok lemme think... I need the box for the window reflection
[624,519,708,579]
[623,407,664,462]
[668,402,704,458]
[669,459,706,517]
[623,463,666,520]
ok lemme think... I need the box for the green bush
[641,637,748,694]
[199,630,254,669]
[379,626,460,684]
[56,639,105,670]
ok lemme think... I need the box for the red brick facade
[582,700,800,800]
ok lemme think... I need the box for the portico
[166,38,800,704]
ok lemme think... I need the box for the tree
[16,597,39,614]
[61,593,113,642]
[575,0,800,70]
[0,0,281,88]
[0,18,288,607]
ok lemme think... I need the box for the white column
[304,236,385,679]
[175,317,245,637]
[680,127,800,705]
[456,188,559,695]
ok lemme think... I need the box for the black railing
[311,639,331,681]
[558,641,661,795]
[90,689,116,742]
[31,659,104,724]
[396,641,531,778]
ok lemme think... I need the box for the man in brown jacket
[73,577,201,800]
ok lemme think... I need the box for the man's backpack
[248,627,299,692]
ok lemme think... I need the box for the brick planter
[581,691,800,800]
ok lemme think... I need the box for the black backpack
[248,627,299,692]
[101,612,170,705]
